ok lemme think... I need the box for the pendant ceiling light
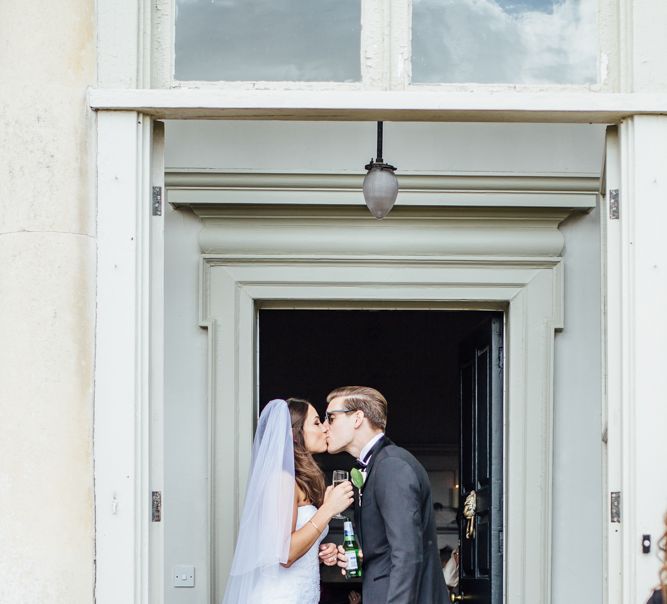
[363,121,398,219]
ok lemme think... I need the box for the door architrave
[197,204,568,604]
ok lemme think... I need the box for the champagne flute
[331,470,350,520]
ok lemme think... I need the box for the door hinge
[609,189,619,220]
[152,490,162,522]
[610,491,621,523]
[152,186,163,216]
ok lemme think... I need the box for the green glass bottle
[343,520,362,579]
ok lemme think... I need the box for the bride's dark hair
[287,398,326,507]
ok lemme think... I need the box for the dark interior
[258,309,499,603]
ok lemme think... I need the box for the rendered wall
[0,1,96,602]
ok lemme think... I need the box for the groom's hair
[326,386,388,431]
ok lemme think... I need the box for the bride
[222,398,354,603]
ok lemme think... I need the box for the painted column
[617,116,667,602]
[611,0,667,591]
[94,0,159,599]
[95,111,158,604]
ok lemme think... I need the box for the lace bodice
[251,505,329,603]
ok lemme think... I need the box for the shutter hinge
[152,186,163,216]
[152,490,162,522]
[609,189,619,220]
[610,491,621,523]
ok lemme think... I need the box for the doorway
[259,309,504,603]
[186,203,564,603]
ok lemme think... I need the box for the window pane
[175,0,361,82]
[412,0,597,84]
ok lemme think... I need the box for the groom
[325,386,446,604]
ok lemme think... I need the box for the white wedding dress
[222,400,329,604]
[251,504,329,604]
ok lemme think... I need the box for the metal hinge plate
[152,186,162,216]
[152,491,162,522]
[610,491,621,523]
[609,189,619,220]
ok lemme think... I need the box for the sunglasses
[324,409,358,423]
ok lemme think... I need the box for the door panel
[458,316,503,603]
[461,362,475,492]
[477,347,490,483]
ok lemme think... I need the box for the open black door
[457,316,503,603]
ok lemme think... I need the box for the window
[172,0,598,86]
[412,0,597,84]
[175,0,361,82]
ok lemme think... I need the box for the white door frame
[602,119,667,604]
[95,112,165,604]
[192,204,567,603]
[94,111,667,604]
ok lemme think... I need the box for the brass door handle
[463,489,477,539]
[450,593,463,602]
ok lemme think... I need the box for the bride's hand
[323,481,354,516]
[318,542,339,566]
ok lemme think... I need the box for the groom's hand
[336,545,363,576]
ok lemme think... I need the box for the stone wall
[0,1,96,601]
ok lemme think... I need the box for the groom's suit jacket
[354,436,446,604]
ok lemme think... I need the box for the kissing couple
[222,386,447,604]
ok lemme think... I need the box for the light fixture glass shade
[363,165,399,219]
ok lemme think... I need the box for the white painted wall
[163,204,210,602]
[165,120,605,176]
[552,205,603,603]
[0,1,96,602]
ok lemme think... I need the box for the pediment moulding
[167,170,599,210]
[188,204,571,260]
[170,170,592,259]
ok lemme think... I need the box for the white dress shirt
[358,432,385,466]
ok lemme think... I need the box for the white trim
[207,265,560,604]
[151,0,172,88]
[360,0,386,89]
[148,121,165,604]
[164,80,599,92]
[389,0,412,89]
[192,205,569,261]
[88,88,667,121]
[616,116,667,603]
[166,171,600,209]
[619,118,637,604]
[602,125,621,604]
[197,204,568,603]
[95,111,154,604]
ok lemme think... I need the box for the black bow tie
[355,436,384,470]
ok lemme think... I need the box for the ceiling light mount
[362,121,398,219]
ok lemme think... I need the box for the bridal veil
[221,399,296,603]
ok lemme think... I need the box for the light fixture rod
[376,121,383,163]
